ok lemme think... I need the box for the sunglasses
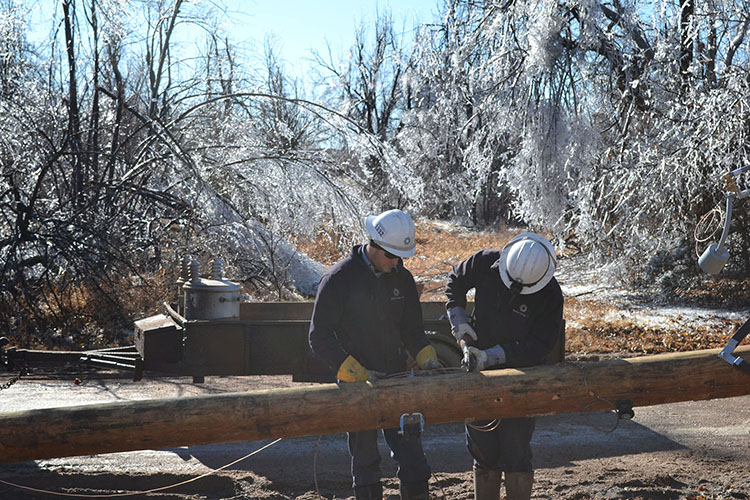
[370,242,399,260]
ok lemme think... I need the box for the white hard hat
[364,209,416,258]
[499,232,557,295]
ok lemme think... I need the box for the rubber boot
[400,479,430,500]
[473,465,502,500]
[354,482,383,500]
[504,471,534,500]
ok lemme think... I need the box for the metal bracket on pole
[399,412,425,439]
[722,165,750,199]
[718,318,750,374]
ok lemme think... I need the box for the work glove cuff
[484,344,506,366]
[463,345,506,372]
[448,306,469,327]
[448,307,478,342]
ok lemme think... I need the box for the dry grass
[407,220,523,300]
[0,269,173,350]
[563,296,734,357]
[671,276,750,309]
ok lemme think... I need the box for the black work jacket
[445,249,564,368]
[308,245,430,375]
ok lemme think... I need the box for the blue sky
[25,0,440,85]
[223,1,439,79]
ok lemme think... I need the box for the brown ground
[1,221,749,499]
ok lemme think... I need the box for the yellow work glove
[337,355,373,382]
[416,345,444,371]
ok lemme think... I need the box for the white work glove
[463,345,506,372]
[448,306,477,343]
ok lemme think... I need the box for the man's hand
[461,344,506,372]
[337,355,374,382]
[415,345,445,373]
[452,322,478,343]
[448,306,478,343]
[462,345,487,372]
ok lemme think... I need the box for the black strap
[732,317,750,343]
[722,317,750,374]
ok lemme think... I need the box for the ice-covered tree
[0,0,389,346]
[401,0,750,283]
[313,11,425,211]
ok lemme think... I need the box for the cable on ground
[0,438,282,498]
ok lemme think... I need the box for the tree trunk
[62,0,84,205]
[679,0,694,79]
[0,346,748,463]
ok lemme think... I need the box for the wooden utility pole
[1,346,749,463]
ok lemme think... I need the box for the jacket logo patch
[391,288,404,300]
[513,303,528,317]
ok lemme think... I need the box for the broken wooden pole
[1,346,749,463]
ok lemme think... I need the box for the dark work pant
[465,417,535,473]
[347,428,431,487]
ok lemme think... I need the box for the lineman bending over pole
[309,209,443,500]
[445,232,564,500]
